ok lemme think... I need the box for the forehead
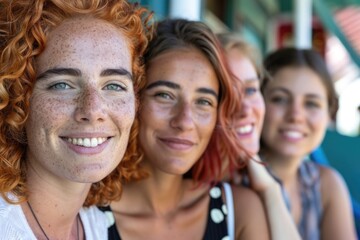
[226,49,257,82]
[146,49,219,89]
[36,17,131,75]
[268,66,328,96]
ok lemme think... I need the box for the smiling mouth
[158,137,195,150]
[281,130,304,139]
[64,137,108,148]
[236,124,253,135]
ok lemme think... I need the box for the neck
[116,159,195,217]
[23,162,90,239]
[137,172,187,215]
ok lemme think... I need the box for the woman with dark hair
[105,19,269,240]
[259,47,356,240]
[0,0,152,239]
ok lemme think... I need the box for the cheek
[140,103,173,124]
[112,95,136,129]
[196,111,217,136]
[27,95,74,132]
[310,111,329,131]
[253,97,266,121]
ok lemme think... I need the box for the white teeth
[237,124,253,134]
[283,131,303,139]
[66,137,107,147]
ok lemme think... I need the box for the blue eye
[245,87,258,96]
[104,83,127,92]
[49,82,72,90]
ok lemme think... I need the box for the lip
[60,134,113,155]
[60,132,113,138]
[158,137,196,151]
[236,123,255,137]
[279,129,305,142]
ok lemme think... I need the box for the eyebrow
[146,80,180,90]
[146,80,218,98]
[243,77,260,83]
[37,68,81,80]
[197,87,218,98]
[100,68,133,80]
[269,87,325,99]
[36,67,132,81]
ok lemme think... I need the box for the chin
[245,145,259,156]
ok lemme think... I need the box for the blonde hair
[217,33,264,81]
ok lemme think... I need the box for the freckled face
[25,17,135,183]
[226,49,265,155]
[139,49,219,175]
[261,67,329,160]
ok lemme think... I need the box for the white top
[0,195,109,240]
[223,182,235,240]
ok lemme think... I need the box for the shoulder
[319,166,349,207]
[224,183,269,239]
[316,165,357,238]
[318,165,350,200]
[0,196,35,239]
[318,164,345,183]
[229,184,266,220]
[80,206,110,240]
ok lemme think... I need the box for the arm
[320,166,357,240]
[246,156,302,240]
[231,185,270,240]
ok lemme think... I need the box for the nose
[286,100,305,123]
[74,86,107,123]
[170,101,195,131]
[239,98,251,119]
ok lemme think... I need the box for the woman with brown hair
[105,19,269,240]
[260,48,356,240]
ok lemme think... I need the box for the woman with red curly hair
[105,19,269,240]
[0,0,152,239]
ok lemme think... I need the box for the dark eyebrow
[100,68,132,80]
[197,88,218,99]
[36,67,133,81]
[268,87,290,95]
[37,68,81,80]
[269,87,325,99]
[146,80,180,90]
[146,80,218,99]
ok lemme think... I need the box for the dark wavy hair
[138,19,248,184]
[0,0,153,206]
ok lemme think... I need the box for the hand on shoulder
[246,155,280,195]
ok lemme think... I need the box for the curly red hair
[0,0,153,206]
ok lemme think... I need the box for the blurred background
[132,0,360,229]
